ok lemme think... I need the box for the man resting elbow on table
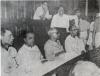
[65,25,86,55]
[44,28,64,61]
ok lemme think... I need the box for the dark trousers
[56,28,70,50]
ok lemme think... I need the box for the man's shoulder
[45,40,52,45]
[52,14,58,18]
[32,45,40,50]
[44,40,54,48]
[63,14,68,16]
[8,47,17,57]
[65,35,72,40]
[36,6,42,10]
[18,45,26,53]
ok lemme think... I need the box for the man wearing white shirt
[1,27,17,76]
[65,25,85,55]
[16,31,43,76]
[33,2,52,20]
[93,13,100,48]
[79,17,90,45]
[51,6,69,31]
[51,6,70,47]
[87,21,95,50]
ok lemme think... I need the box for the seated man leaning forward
[16,31,43,76]
[44,28,64,61]
[65,25,86,55]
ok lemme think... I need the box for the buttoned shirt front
[51,14,70,31]
[16,44,43,76]
[65,35,85,55]
[16,44,42,67]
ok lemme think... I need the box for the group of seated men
[1,21,100,76]
[1,1,100,76]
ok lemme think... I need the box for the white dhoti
[80,31,87,45]
[95,32,100,48]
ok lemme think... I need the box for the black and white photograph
[0,0,100,76]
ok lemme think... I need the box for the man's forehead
[27,33,34,37]
[5,30,12,36]
[59,7,64,10]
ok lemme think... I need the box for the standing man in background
[79,16,90,46]
[93,13,100,48]
[51,6,70,47]
[65,25,85,55]
[68,9,81,28]
[33,2,52,20]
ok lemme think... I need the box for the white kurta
[65,35,85,55]
[51,14,70,31]
[33,6,51,20]
[1,46,17,76]
[16,44,43,76]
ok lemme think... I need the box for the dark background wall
[1,0,99,23]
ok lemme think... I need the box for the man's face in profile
[2,30,14,45]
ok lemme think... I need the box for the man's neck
[50,38,57,42]
[25,44,35,48]
[71,35,76,38]
[58,13,64,17]
[1,41,9,50]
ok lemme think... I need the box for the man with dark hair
[1,27,17,76]
[33,1,52,20]
[16,31,43,76]
[65,25,85,55]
